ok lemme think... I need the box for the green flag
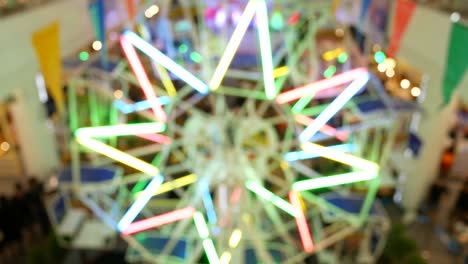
[442,23,468,106]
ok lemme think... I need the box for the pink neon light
[136,133,172,144]
[120,36,167,123]
[295,114,348,141]
[289,191,314,253]
[276,68,367,104]
[121,207,196,235]
[230,187,242,204]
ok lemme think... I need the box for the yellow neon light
[228,229,242,248]
[155,63,177,97]
[220,251,232,264]
[134,174,197,198]
[209,0,257,91]
[301,143,378,170]
[322,48,344,61]
[273,66,289,78]
[76,137,159,175]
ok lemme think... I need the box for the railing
[0,0,57,18]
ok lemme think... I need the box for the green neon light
[300,104,330,116]
[178,44,189,54]
[245,180,299,217]
[190,52,202,63]
[270,11,284,31]
[79,51,90,61]
[292,92,315,114]
[323,65,337,78]
[337,53,348,64]
[202,239,220,264]
[193,211,209,239]
[131,179,149,195]
[374,51,386,64]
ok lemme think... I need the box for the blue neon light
[117,175,164,231]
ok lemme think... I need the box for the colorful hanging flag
[442,23,468,106]
[126,0,135,21]
[31,22,64,115]
[331,0,341,15]
[387,0,416,57]
[360,0,372,24]
[89,0,108,68]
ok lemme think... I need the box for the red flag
[126,0,135,20]
[387,0,416,57]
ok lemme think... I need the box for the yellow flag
[31,22,64,114]
[332,0,341,14]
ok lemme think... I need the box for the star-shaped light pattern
[74,0,380,262]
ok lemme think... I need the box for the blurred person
[3,194,21,260]
[12,182,30,250]
[27,178,50,237]
[0,195,6,262]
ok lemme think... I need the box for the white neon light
[284,144,355,161]
[299,74,369,142]
[208,0,257,91]
[123,31,209,94]
[256,0,276,99]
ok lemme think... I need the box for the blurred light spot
[411,87,421,97]
[145,5,159,18]
[400,79,410,89]
[1,142,10,152]
[92,40,102,51]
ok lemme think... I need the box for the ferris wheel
[43,0,422,263]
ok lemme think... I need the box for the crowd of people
[0,178,51,262]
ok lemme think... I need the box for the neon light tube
[134,174,197,198]
[301,143,378,170]
[322,48,344,61]
[118,175,164,231]
[292,170,377,191]
[120,36,167,123]
[80,195,116,229]
[275,68,367,104]
[154,63,177,97]
[121,207,196,235]
[291,93,315,114]
[202,239,220,264]
[136,22,178,97]
[228,229,242,248]
[295,114,348,141]
[289,191,314,253]
[209,0,257,91]
[230,187,242,204]
[114,96,171,114]
[256,0,276,99]
[193,211,210,239]
[245,181,298,217]
[76,123,166,138]
[123,31,209,94]
[220,251,232,264]
[299,74,369,143]
[273,66,289,78]
[76,137,159,175]
[284,144,355,161]
[200,179,217,224]
[135,133,172,145]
